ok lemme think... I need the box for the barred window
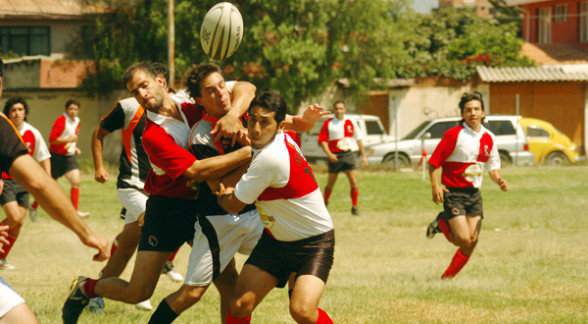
[0,26,50,56]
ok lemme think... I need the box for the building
[438,0,493,17]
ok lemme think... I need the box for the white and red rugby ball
[200,2,243,60]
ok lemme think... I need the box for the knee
[230,297,255,318]
[169,289,203,312]
[289,302,317,323]
[455,236,474,249]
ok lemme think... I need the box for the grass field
[2,165,588,323]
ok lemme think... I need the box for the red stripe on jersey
[477,133,493,163]
[428,125,463,168]
[258,136,318,201]
[317,118,331,143]
[49,115,67,155]
[284,130,301,147]
[343,119,354,137]
[438,161,475,188]
[121,106,144,163]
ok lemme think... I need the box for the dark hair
[248,92,286,124]
[65,99,81,110]
[0,59,4,77]
[458,91,485,114]
[185,63,222,98]
[151,62,168,80]
[333,100,346,108]
[122,62,158,86]
[3,97,29,121]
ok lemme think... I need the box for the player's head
[65,99,81,119]
[247,92,286,149]
[185,63,231,118]
[123,62,166,112]
[459,91,485,128]
[3,97,29,126]
[333,100,346,119]
[151,62,172,92]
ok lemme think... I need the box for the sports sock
[317,308,334,324]
[438,218,451,242]
[441,249,470,279]
[148,299,178,324]
[323,189,332,206]
[81,278,99,298]
[350,188,359,207]
[0,234,17,259]
[167,249,179,262]
[225,312,251,324]
[31,200,38,210]
[71,187,80,210]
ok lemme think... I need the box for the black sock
[148,299,179,324]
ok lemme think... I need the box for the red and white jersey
[1,121,50,180]
[235,132,333,242]
[49,113,80,156]
[142,93,205,199]
[317,116,363,153]
[428,122,500,188]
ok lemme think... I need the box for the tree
[71,0,411,111]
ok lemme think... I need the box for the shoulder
[444,124,464,139]
[119,97,140,114]
[189,119,214,144]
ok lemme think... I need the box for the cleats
[351,206,359,216]
[62,276,90,324]
[28,207,38,222]
[0,259,15,270]
[135,299,153,311]
[426,212,444,239]
[162,262,183,283]
[77,211,90,218]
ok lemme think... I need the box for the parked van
[301,114,390,162]
[365,115,534,168]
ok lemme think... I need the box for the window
[485,120,516,136]
[0,26,50,56]
[426,121,459,139]
[527,126,549,138]
[403,121,429,140]
[581,2,588,42]
[554,4,568,23]
[537,7,552,44]
[365,120,385,135]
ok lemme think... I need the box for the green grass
[2,166,587,323]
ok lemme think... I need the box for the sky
[412,0,438,14]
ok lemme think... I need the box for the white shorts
[185,209,263,286]
[0,277,25,318]
[117,188,148,225]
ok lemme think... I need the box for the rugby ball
[200,2,243,60]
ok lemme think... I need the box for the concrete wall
[1,89,128,164]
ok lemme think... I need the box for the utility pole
[168,0,175,85]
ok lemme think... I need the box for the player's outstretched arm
[216,183,247,214]
[489,169,508,191]
[92,126,111,183]
[284,104,330,133]
[183,146,251,183]
[9,154,109,261]
[212,81,256,144]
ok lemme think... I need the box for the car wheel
[383,153,410,170]
[499,151,512,167]
[545,151,569,166]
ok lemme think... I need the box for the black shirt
[0,114,28,173]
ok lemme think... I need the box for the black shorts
[138,195,198,252]
[245,229,335,288]
[50,154,79,179]
[0,179,29,207]
[328,151,356,173]
[442,188,483,219]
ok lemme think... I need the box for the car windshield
[403,121,429,140]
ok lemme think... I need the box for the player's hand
[432,185,448,204]
[327,153,338,163]
[212,113,243,145]
[497,178,508,192]
[0,179,3,195]
[300,104,329,129]
[361,156,369,167]
[80,233,109,262]
[75,147,82,155]
[214,182,234,197]
[94,168,109,183]
[235,128,250,147]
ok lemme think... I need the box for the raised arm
[284,104,329,133]
[212,81,257,143]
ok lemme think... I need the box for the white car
[301,114,391,162]
[366,115,534,168]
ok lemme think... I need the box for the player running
[218,92,335,324]
[0,97,51,269]
[426,91,508,279]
